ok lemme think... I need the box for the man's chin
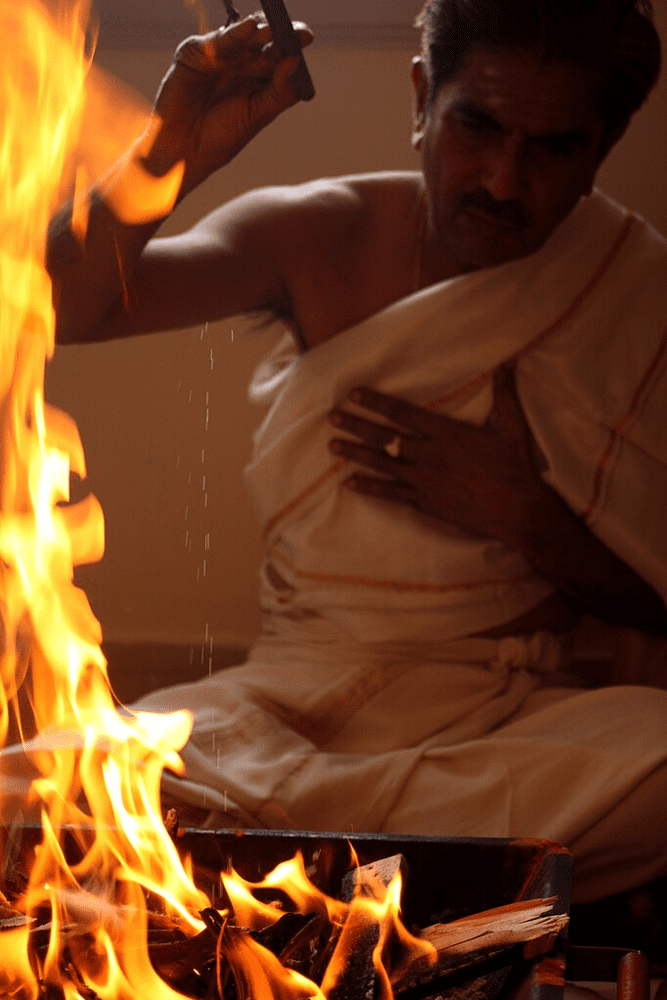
[450,228,541,273]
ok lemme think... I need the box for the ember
[0,3,571,999]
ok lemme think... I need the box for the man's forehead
[443,46,604,134]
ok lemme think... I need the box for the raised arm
[48,15,312,344]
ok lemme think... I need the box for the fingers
[175,19,274,77]
[329,407,416,451]
[347,386,442,437]
[170,16,310,119]
[329,435,410,477]
[178,16,311,74]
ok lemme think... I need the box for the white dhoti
[134,190,667,902]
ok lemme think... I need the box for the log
[391,896,568,992]
[419,897,568,957]
[342,853,408,902]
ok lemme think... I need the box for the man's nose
[481,138,524,203]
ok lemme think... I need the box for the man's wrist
[98,126,186,226]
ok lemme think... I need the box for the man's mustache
[456,190,531,230]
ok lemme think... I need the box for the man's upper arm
[93,185,309,340]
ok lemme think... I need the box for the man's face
[413,47,609,275]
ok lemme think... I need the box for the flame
[0,1,207,996]
[217,854,437,1000]
[222,852,348,931]
[0,3,438,998]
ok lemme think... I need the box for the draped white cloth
[135,190,667,900]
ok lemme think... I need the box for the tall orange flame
[0,2,206,996]
[0,5,439,999]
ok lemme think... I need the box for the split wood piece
[320,904,380,1000]
[149,923,218,988]
[0,885,23,920]
[319,854,408,1000]
[391,896,568,993]
[254,910,325,968]
[342,853,408,902]
[0,882,34,929]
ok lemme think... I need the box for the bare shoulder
[291,172,426,345]
[195,170,421,241]
[226,171,423,346]
[179,171,424,346]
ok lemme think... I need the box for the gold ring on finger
[384,435,402,459]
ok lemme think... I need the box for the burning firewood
[318,854,410,1000]
[342,853,408,902]
[418,897,567,957]
[0,845,568,1000]
[391,897,568,995]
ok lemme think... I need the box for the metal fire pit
[177,830,573,1000]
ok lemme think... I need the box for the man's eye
[461,118,484,132]
[537,136,579,157]
[457,116,494,137]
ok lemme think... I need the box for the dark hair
[415,0,661,148]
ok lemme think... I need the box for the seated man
[48,0,667,905]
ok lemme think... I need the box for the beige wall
[46,12,667,649]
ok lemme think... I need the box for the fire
[0,3,441,998]
[0,1,205,996]
[214,854,436,1000]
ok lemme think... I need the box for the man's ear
[411,56,429,150]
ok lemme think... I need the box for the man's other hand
[329,369,667,632]
[328,365,550,545]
